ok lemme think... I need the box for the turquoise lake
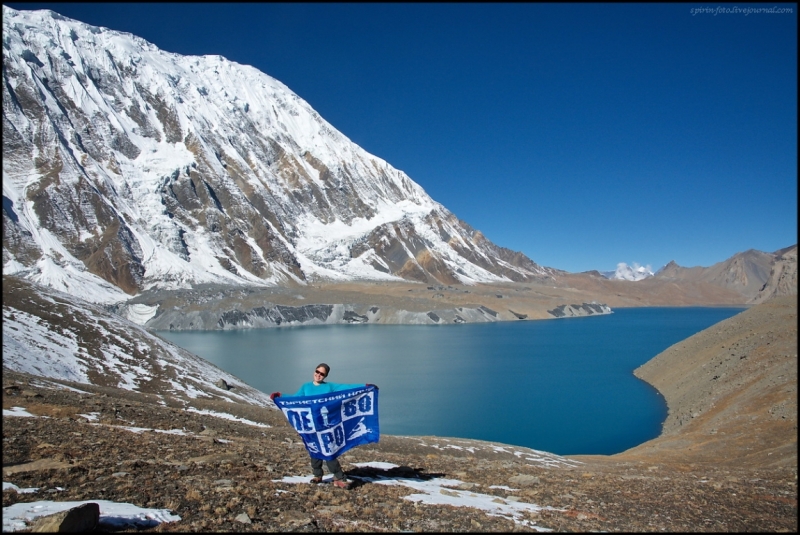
[156,306,745,455]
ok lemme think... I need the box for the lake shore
[127,275,752,331]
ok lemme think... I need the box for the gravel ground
[3,366,796,532]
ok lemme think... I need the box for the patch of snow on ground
[275,465,562,531]
[490,485,520,491]
[3,407,36,418]
[185,407,270,428]
[414,440,581,469]
[3,483,39,494]
[28,380,92,395]
[110,425,190,436]
[353,462,399,470]
[2,499,181,532]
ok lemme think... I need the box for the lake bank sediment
[115,277,751,331]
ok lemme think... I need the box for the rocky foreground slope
[2,289,796,531]
[627,294,797,468]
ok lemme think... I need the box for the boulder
[215,379,231,390]
[31,502,99,532]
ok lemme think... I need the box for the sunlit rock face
[3,6,558,302]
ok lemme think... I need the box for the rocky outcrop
[547,302,612,319]
[749,245,797,304]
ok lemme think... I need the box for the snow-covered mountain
[601,262,654,281]
[2,6,557,304]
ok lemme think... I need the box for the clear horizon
[5,3,797,273]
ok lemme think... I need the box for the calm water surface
[156,307,744,455]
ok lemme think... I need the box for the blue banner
[274,385,379,460]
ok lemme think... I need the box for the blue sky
[7,3,797,273]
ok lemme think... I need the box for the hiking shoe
[309,476,323,484]
[332,479,351,489]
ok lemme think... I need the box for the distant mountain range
[654,245,797,304]
[578,245,797,305]
[599,249,798,297]
[2,6,556,304]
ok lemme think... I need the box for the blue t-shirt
[292,381,364,397]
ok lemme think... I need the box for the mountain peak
[601,262,654,281]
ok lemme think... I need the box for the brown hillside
[609,295,797,469]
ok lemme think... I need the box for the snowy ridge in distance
[601,262,655,281]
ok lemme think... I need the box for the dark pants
[310,456,345,480]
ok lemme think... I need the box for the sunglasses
[314,370,327,377]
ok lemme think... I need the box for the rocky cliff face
[546,302,612,318]
[749,245,798,304]
[2,6,556,304]
[129,297,515,330]
[654,247,796,302]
